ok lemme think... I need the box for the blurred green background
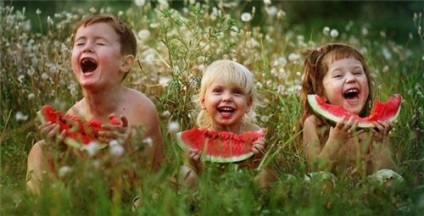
[4,0,423,43]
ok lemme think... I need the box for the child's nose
[83,43,94,53]
[345,73,356,83]
[222,92,232,101]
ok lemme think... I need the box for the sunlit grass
[1,2,423,216]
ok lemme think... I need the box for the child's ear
[246,97,253,113]
[200,97,206,109]
[120,54,135,73]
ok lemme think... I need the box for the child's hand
[38,121,67,145]
[188,149,201,161]
[98,114,131,144]
[330,116,358,143]
[252,137,266,155]
[372,120,393,142]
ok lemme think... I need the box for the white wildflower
[241,12,252,22]
[41,73,49,80]
[323,26,330,35]
[15,111,28,121]
[288,53,300,61]
[137,29,151,40]
[28,93,35,100]
[109,139,119,147]
[330,29,339,38]
[266,6,278,16]
[168,121,180,133]
[361,27,368,36]
[83,141,102,157]
[159,76,171,87]
[382,47,392,60]
[383,65,389,73]
[277,85,285,94]
[47,16,53,25]
[27,67,35,76]
[134,0,146,7]
[110,144,124,157]
[18,75,25,83]
[58,166,72,177]
[36,9,41,15]
[263,0,271,5]
[162,110,171,117]
[143,137,153,147]
[277,9,286,18]
[89,7,96,13]
[261,115,269,123]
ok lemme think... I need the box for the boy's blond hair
[194,60,260,128]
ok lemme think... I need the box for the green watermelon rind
[37,109,108,149]
[176,129,262,163]
[307,94,401,128]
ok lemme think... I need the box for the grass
[1,2,423,216]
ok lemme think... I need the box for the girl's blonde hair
[299,43,374,127]
[194,60,260,128]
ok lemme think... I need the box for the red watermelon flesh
[176,128,265,163]
[37,105,119,148]
[307,94,402,128]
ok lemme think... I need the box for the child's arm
[303,115,356,170]
[370,120,397,171]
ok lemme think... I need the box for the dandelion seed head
[382,65,389,73]
[261,115,269,123]
[288,53,299,61]
[143,137,153,147]
[41,73,49,80]
[83,141,101,157]
[110,144,124,157]
[323,26,330,35]
[134,0,146,7]
[162,110,171,117]
[168,121,180,133]
[36,9,41,15]
[58,166,72,177]
[266,6,278,16]
[18,75,25,83]
[28,93,35,100]
[330,29,339,38]
[277,9,286,18]
[27,67,35,76]
[15,111,28,121]
[109,139,119,146]
[241,12,252,22]
[361,27,368,36]
[137,29,151,40]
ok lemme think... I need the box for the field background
[1,0,423,215]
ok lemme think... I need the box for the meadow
[1,1,423,215]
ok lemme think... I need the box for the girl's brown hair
[299,43,374,128]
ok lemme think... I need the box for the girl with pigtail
[299,43,403,186]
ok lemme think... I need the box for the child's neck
[82,86,123,119]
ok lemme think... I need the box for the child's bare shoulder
[66,99,85,116]
[123,88,159,124]
[125,88,156,110]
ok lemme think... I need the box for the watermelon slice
[307,94,402,128]
[37,105,120,148]
[176,128,265,163]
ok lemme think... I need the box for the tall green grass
[1,3,423,216]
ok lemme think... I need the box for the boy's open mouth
[343,88,359,100]
[81,58,98,73]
